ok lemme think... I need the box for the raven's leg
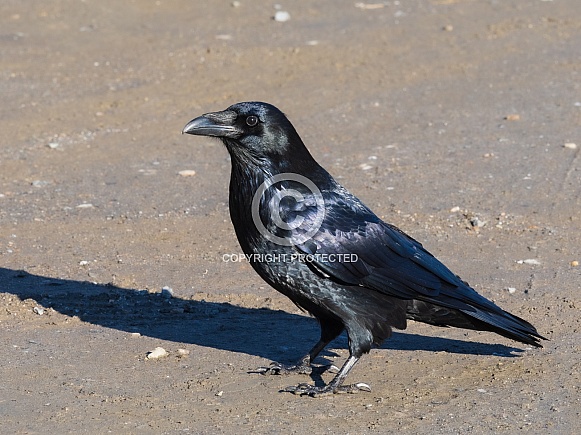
[282,322,377,396]
[257,318,344,375]
[282,354,371,397]
[264,335,334,375]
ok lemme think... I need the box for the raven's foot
[282,382,371,397]
[255,361,339,376]
[256,362,313,375]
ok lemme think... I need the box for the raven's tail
[406,296,546,348]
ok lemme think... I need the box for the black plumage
[182,102,545,396]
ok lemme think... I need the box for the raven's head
[183,102,316,171]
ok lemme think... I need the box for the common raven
[183,102,545,396]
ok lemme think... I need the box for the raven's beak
[182,110,240,138]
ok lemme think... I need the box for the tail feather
[407,299,546,348]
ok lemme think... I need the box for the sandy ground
[1,0,580,433]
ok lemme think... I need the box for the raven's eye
[246,115,259,127]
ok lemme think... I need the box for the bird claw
[255,362,312,376]
[282,382,371,397]
[254,361,338,376]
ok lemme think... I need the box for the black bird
[182,102,545,396]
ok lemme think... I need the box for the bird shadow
[0,267,524,363]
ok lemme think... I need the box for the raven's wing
[293,192,466,301]
[290,190,544,346]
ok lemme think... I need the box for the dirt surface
[1,0,580,433]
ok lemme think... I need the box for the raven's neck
[227,153,334,253]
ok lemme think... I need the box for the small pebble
[359,163,373,171]
[79,260,89,266]
[130,332,141,337]
[470,217,486,228]
[274,11,290,22]
[450,206,460,213]
[506,287,517,294]
[355,2,386,9]
[32,180,48,188]
[216,391,224,397]
[47,142,60,149]
[76,203,94,209]
[178,170,196,177]
[505,114,520,121]
[563,143,577,149]
[146,347,169,360]
[443,24,453,31]
[517,259,541,265]
[571,260,579,267]
[161,286,174,298]
[177,348,190,357]
[33,306,44,315]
